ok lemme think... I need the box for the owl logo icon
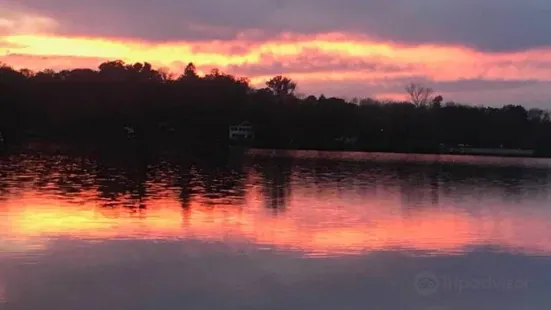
[415,271,440,296]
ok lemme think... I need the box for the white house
[229,121,255,141]
[124,126,136,139]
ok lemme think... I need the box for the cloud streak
[1,0,551,106]
[5,0,551,51]
[2,33,551,105]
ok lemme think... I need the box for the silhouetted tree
[405,83,434,107]
[432,95,443,108]
[182,62,199,79]
[0,60,550,156]
[266,75,296,103]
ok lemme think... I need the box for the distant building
[124,126,136,139]
[229,121,255,141]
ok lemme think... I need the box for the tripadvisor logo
[415,271,440,296]
[414,271,528,296]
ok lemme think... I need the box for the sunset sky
[1,0,551,106]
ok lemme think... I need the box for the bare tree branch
[405,83,434,107]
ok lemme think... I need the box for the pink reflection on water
[1,184,551,257]
[1,150,551,257]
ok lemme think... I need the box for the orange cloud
[2,33,550,79]
[1,30,551,103]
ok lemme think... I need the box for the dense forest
[1,60,551,155]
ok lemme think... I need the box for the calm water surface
[1,148,551,310]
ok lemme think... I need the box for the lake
[1,148,551,310]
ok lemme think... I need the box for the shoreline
[244,147,548,160]
[2,141,546,160]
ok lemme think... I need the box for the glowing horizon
[2,2,551,105]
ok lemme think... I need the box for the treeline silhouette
[1,60,551,155]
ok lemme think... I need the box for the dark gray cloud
[224,49,419,76]
[6,0,551,52]
[372,77,541,93]
[431,79,540,93]
[313,77,539,95]
[301,78,551,107]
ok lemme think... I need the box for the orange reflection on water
[2,188,551,256]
